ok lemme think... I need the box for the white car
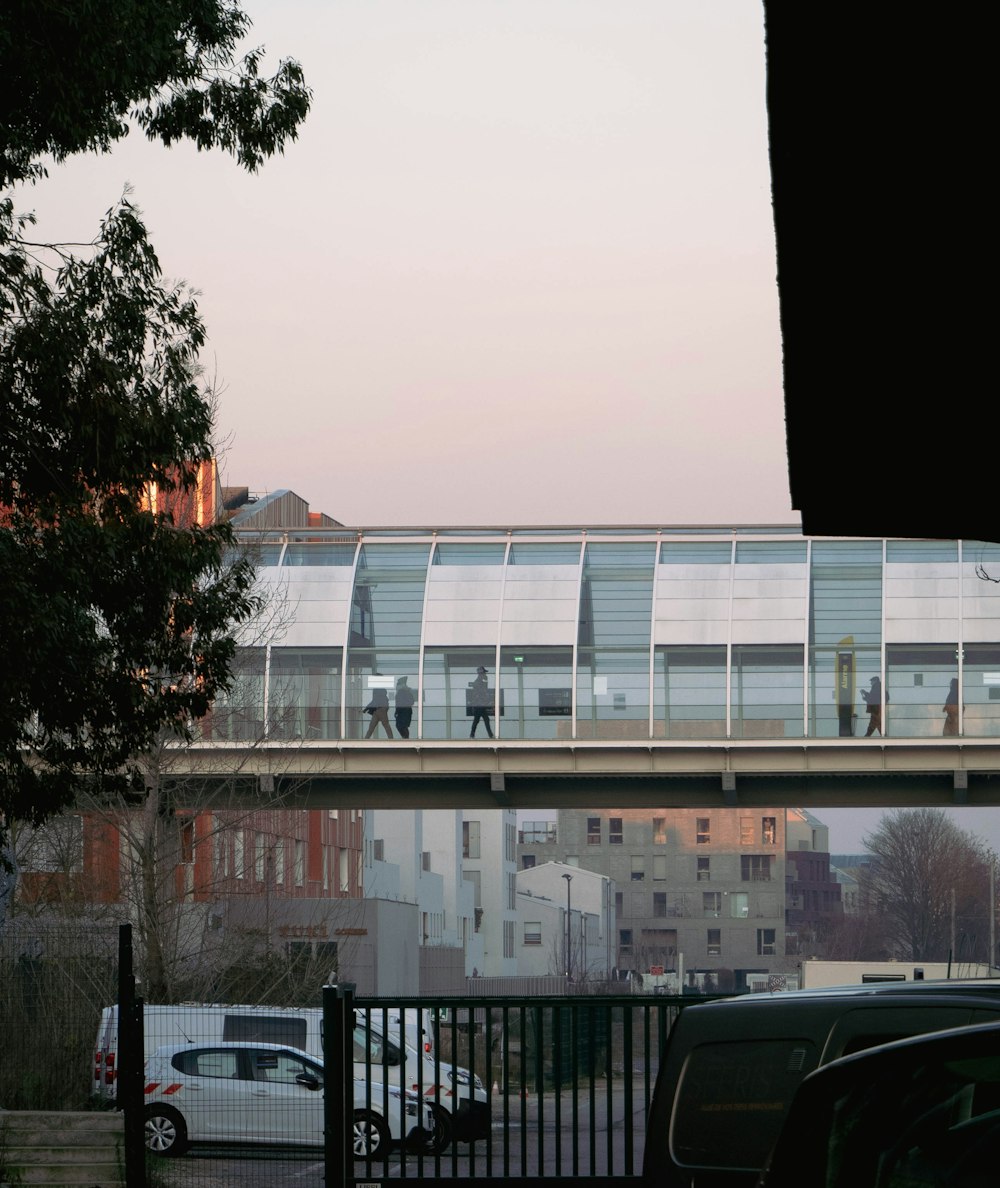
[143,1041,433,1159]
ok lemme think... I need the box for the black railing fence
[330,985,685,1187]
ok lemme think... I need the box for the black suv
[641,980,1000,1187]
[757,1020,1000,1187]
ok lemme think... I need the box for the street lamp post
[562,872,573,980]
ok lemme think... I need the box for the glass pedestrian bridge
[171,527,1000,809]
[207,527,1000,746]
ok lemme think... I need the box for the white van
[356,1006,434,1058]
[95,1002,487,1144]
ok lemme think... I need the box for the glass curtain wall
[576,543,655,739]
[345,544,429,739]
[809,541,883,738]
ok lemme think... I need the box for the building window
[373,838,384,861]
[707,929,722,957]
[463,820,481,859]
[757,928,776,956]
[274,841,285,886]
[615,891,624,916]
[521,855,536,869]
[653,816,667,844]
[609,818,623,845]
[730,892,749,918]
[19,816,84,873]
[465,868,482,907]
[254,833,265,882]
[740,817,754,846]
[697,856,711,881]
[653,854,667,881]
[214,832,230,879]
[653,891,667,918]
[180,819,195,865]
[619,929,633,950]
[235,829,245,880]
[703,892,722,918]
[421,851,431,872]
[762,816,777,846]
[741,854,773,882]
[696,818,710,845]
[294,840,305,887]
[587,817,602,845]
[524,921,542,946]
[631,855,645,881]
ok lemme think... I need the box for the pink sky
[19,0,794,527]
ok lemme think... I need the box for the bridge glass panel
[734,541,808,564]
[267,647,342,740]
[507,543,581,565]
[281,542,356,566]
[423,648,498,739]
[347,545,429,739]
[731,645,804,739]
[809,541,883,738]
[659,541,733,565]
[885,644,958,738]
[231,541,282,567]
[963,645,1000,737]
[654,646,727,738]
[499,647,573,739]
[886,541,960,564]
[578,544,655,738]
[200,647,265,741]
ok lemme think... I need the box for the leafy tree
[0,2,310,864]
[860,808,994,963]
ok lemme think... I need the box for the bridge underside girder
[167,741,1000,812]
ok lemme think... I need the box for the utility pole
[562,872,573,980]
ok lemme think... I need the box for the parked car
[96,1001,486,1147]
[641,979,1000,1187]
[142,1041,434,1159]
[756,1020,1000,1187]
[352,1012,489,1146]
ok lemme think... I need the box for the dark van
[641,980,1000,1187]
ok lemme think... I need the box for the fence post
[118,923,145,1188]
[323,983,355,1188]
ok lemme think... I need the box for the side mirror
[295,1072,322,1091]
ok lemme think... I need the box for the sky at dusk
[18,0,794,529]
[16,2,998,856]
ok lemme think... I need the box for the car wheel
[423,1104,453,1154]
[353,1109,390,1161]
[145,1105,188,1157]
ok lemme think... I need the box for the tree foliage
[0,2,310,859]
[860,808,995,964]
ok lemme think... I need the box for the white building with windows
[460,809,519,977]
[515,861,614,980]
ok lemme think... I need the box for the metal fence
[0,923,691,1186]
[334,987,683,1187]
